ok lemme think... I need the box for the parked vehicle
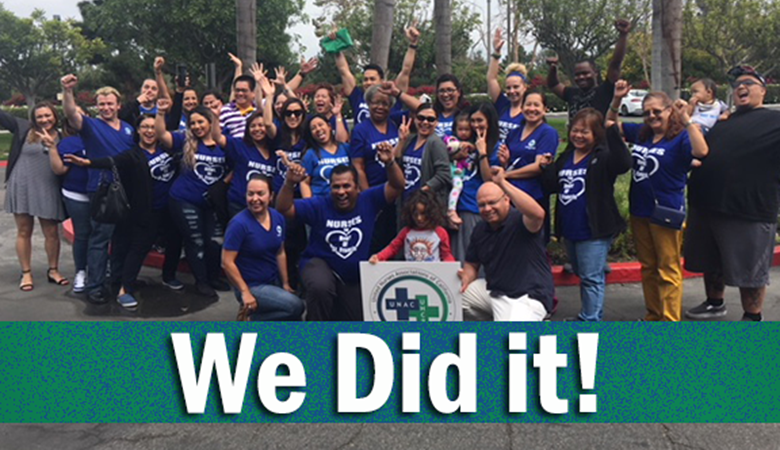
[620,90,648,116]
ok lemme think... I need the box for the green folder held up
[320,28,354,53]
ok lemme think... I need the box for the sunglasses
[284,110,304,118]
[642,107,669,118]
[416,115,437,123]
[731,79,761,89]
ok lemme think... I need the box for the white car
[619,90,648,116]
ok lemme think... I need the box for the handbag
[90,157,131,224]
[648,182,685,230]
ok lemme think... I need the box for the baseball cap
[727,65,766,87]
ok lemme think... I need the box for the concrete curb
[63,219,780,286]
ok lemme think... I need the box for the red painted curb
[63,219,780,286]
[0,161,7,168]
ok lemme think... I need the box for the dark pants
[370,202,397,254]
[110,208,183,294]
[285,215,307,291]
[300,258,362,321]
[168,198,221,285]
[63,197,91,271]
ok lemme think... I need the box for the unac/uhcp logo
[370,267,457,321]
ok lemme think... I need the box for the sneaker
[685,300,727,320]
[196,283,218,299]
[117,293,138,309]
[163,278,184,291]
[87,289,108,305]
[73,270,87,293]
[209,279,231,292]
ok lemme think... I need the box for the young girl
[688,78,729,134]
[447,111,475,227]
[369,190,455,263]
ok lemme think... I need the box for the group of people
[4,20,780,323]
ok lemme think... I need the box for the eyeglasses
[285,110,304,118]
[477,195,506,209]
[731,79,761,89]
[416,115,437,123]
[642,107,669,118]
[437,88,457,95]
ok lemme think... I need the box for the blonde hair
[504,63,528,78]
[95,86,122,103]
[181,106,215,169]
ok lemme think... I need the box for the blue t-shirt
[271,132,305,193]
[349,119,400,187]
[295,185,388,283]
[224,136,277,206]
[167,133,227,207]
[144,149,177,210]
[495,94,524,143]
[435,113,455,138]
[457,147,501,214]
[402,140,425,199]
[301,143,351,197]
[348,87,404,126]
[223,208,286,286]
[505,122,559,201]
[57,136,89,195]
[623,123,693,218]
[558,153,593,241]
[79,116,135,192]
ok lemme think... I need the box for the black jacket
[90,146,157,225]
[541,124,631,240]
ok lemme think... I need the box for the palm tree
[434,0,453,75]
[370,0,395,69]
[651,0,682,98]
[236,0,257,70]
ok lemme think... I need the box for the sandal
[47,267,69,286]
[19,270,33,292]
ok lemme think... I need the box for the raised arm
[228,52,243,102]
[545,57,566,99]
[287,58,319,92]
[60,74,83,131]
[493,166,545,233]
[475,128,494,182]
[332,94,349,143]
[605,79,630,129]
[392,116,411,160]
[381,81,421,112]
[395,22,420,92]
[377,142,405,203]
[257,71,278,139]
[154,56,171,101]
[673,99,709,159]
[606,19,632,83]
[155,98,174,149]
[211,106,227,148]
[335,51,357,97]
[487,28,505,103]
[277,163,307,218]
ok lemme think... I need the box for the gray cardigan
[397,132,452,212]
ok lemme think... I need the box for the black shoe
[87,290,108,305]
[196,283,218,299]
[209,279,231,292]
[685,300,727,320]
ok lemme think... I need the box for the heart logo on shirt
[356,107,370,124]
[194,161,225,185]
[150,159,175,183]
[319,164,335,183]
[404,165,421,189]
[632,153,659,183]
[326,228,363,260]
[559,177,586,205]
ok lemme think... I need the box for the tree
[515,0,650,77]
[0,6,105,106]
[370,0,395,68]
[77,0,303,96]
[236,0,257,70]
[651,0,682,98]
[683,0,780,78]
[434,0,453,75]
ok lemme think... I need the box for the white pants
[462,279,547,322]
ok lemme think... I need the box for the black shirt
[466,208,554,311]
[688,107,780,223]
[563,80,615,121]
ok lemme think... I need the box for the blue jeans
[565,237,612,321]
[63,197,91,271]
[86,195,116,294]
[235,284,304,321]
[168,198,220,284]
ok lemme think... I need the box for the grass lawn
[0,133,10,161]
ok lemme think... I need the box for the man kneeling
[459,167,554,321]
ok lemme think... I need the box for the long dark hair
[401,190,446,229]
[469,102,499,155]
[302,113,334,159]
[242,110,271,149]
[280,97,306,150]
[27,102,60,144]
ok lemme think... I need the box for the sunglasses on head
[416,115,437,123]
[285,110,304,118]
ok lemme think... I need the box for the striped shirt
[219,102,256,139]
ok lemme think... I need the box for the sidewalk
[2,167,779,321]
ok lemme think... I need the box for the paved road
[2,166,780,447]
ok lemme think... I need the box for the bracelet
[478,153,488,161]
[298,71,306,78]
[683,120,693,128]
[609,105,620,113]
[408,44,418,50]
[491,53,501,60]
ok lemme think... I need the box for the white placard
[360,261,463,322]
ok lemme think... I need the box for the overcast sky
[3,0,500,59]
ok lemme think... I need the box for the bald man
[459,167,554,321]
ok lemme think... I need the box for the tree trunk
[370,0,395,70]
[651,0,682,99]
[236,0,257,72]
[434,0,452,75]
